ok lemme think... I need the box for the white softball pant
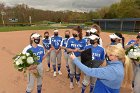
[26,63,43,92]
[50,50,62,65]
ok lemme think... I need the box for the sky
[0,0,120,12]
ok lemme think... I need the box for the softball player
[61,30,71,78]
[66,26,86,89]
[42,31,52,71]
[22,33,47,93]
[81,35,105,93]
[109,33,125,48]
[50,30,63,77]
[90,24,103,47]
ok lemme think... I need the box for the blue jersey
[66,37,86,57]
[84,45,105,60]
[51,35,62,50]
[83,36,90,45]
[61,38,69,52]
[126,40,139,47]
[42,37,51,50]
[22,45,45,63]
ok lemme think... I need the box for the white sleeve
[99,38,103,47]
[49,37,51,44]
[60,39,64,47]
[22,45,31,54]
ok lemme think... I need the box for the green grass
[0,26,67,32]
[0,25,138,35]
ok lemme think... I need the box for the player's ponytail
[73,26,82,40]
[30,33,35,45]
[122,55,133,88]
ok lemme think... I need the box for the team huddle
[22,24,140,93]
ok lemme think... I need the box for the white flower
[130,49,133,52]
[18,67,23,70]
[18,58,23,64]
[26,53,30,56]
[15,60,21,66]
[27,57,34,64]
[21,56,26,59]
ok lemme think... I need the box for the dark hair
[73,26,82,40]
[44,31,49,35]
[115,32,125,48]
[30,33,35,45]
[136,35,140,39]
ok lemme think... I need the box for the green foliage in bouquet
[13,50,39,73]
[125,46,136,55]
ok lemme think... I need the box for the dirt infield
[0,29,136,93]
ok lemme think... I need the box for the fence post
[120,20,123,31]
[133,21,136,32]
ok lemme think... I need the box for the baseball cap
[90,28,97,33]
[109,33,122,39]
[86,30,90,33]
[89,35,99,40]
[31,33,41,38]
[54,30,59,32]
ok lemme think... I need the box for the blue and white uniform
[50,35,62,74]
[22,44,45,63]
[42,37,51,69]
[22,44,45,93]
[66,37,86,57]
[66,37,86,84]
[61,37,70,77]
[82,44,105,93]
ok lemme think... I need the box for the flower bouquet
[125,46,140,63]
[13,50,40,77]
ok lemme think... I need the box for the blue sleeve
[126,40,134,45]
[66,39,71,48]
[101,49,105,60]
[42,40,45,47]
[73,57,116,81]
[82,39,86,50]
[84,46,88,50]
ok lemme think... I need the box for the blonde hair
[92,24,101,35]
[106,45,133,88]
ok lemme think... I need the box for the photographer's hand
[69,52,76,60]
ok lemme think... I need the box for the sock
[26,91,31,93]
[81,84,86,93]
[66,66,70,75]
[58,64,61,71]
[53,65,56,72]
[90,84,94,93]
[132,81,134,88]
[66,66,70,73]
[76,74,80,82]
[37,85,42,93]
[48,63,50,68]
[69,74,74,82]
